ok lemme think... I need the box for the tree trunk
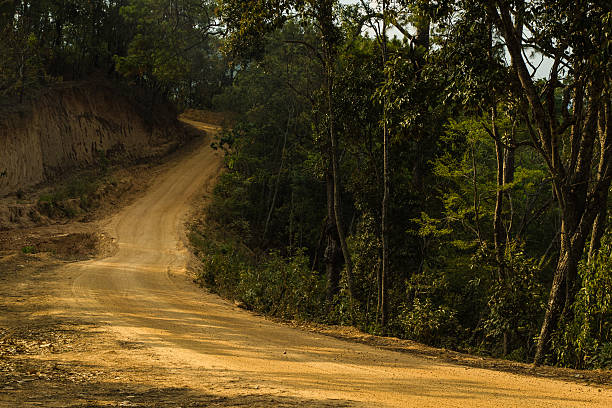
[319,0,355,305]
[533,184,611,365]
[534,253,567,365]
[588,206,607,263]
[503,140,515,242]
[533,220,584,364]
[588,99,611,262]
[534,173,609,365]
[471,144,483,244]
[380,0,389,327]
[380,115,389,326]
[262,112,291,242]
[492,109,505,280]
[329,74,355,302]
[324,169,341,303]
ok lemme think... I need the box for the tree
[115,0,225,105]
[356,0,392,327]
[0,1,136,95]
[481,0,611,365]
[219,0,358,308]
[0,1,47,98]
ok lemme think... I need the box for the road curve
[69,121,611,407]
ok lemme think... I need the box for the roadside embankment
[0,81,190,197]
[0,81,200,230]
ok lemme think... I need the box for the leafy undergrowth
[0,165,147,231]
[187,221,612,386]
[37,170,116,219]
[189,221,326,322]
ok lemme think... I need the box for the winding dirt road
[57,121,612,407]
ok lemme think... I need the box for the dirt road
[3,121,611,407]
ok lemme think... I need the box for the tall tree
[357,0,391,326]
[115,0,224,105]
[219,0,357,306]
[483,0,612,365]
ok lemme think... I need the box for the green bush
[399,298,459,346]
[238,250,323,319]
[552,232,612,368]
[340,214,382,330]
[21,245,36,254]
[482,246,545,359]
[38,173,103,217]
[191,225,325,321]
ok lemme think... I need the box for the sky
[339,0,553,79]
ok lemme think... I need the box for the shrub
[21,245,36,254]
[552,231,612,368]
[399,298,459,346]
[482,246,545,359]
[191,225,325,321]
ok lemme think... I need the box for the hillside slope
[0,81,188,197]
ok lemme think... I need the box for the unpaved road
[2,120,611,407]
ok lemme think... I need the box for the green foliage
[400,298,459,346]
[241,250,323,319]
[481,245,545,359]
[37,170,109,219]
[209,24,324,253]
[192,229,248,298]
[151,0,612,371]
[21,245,37,254]
[431,114,554,256]
[9,0,605,371]
[191,225,325,320]
[115,0,226,106]
[201,4,584,367]
[0,0,228,107]
[218,0,288,60]
[0,0,134,96]
[0,19,48,96]
[552,232,612,369]
[339,214,382,329]
[40,174,99,204]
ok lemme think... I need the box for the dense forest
[1,0,610,369]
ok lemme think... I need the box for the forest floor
[0,119,611,408]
